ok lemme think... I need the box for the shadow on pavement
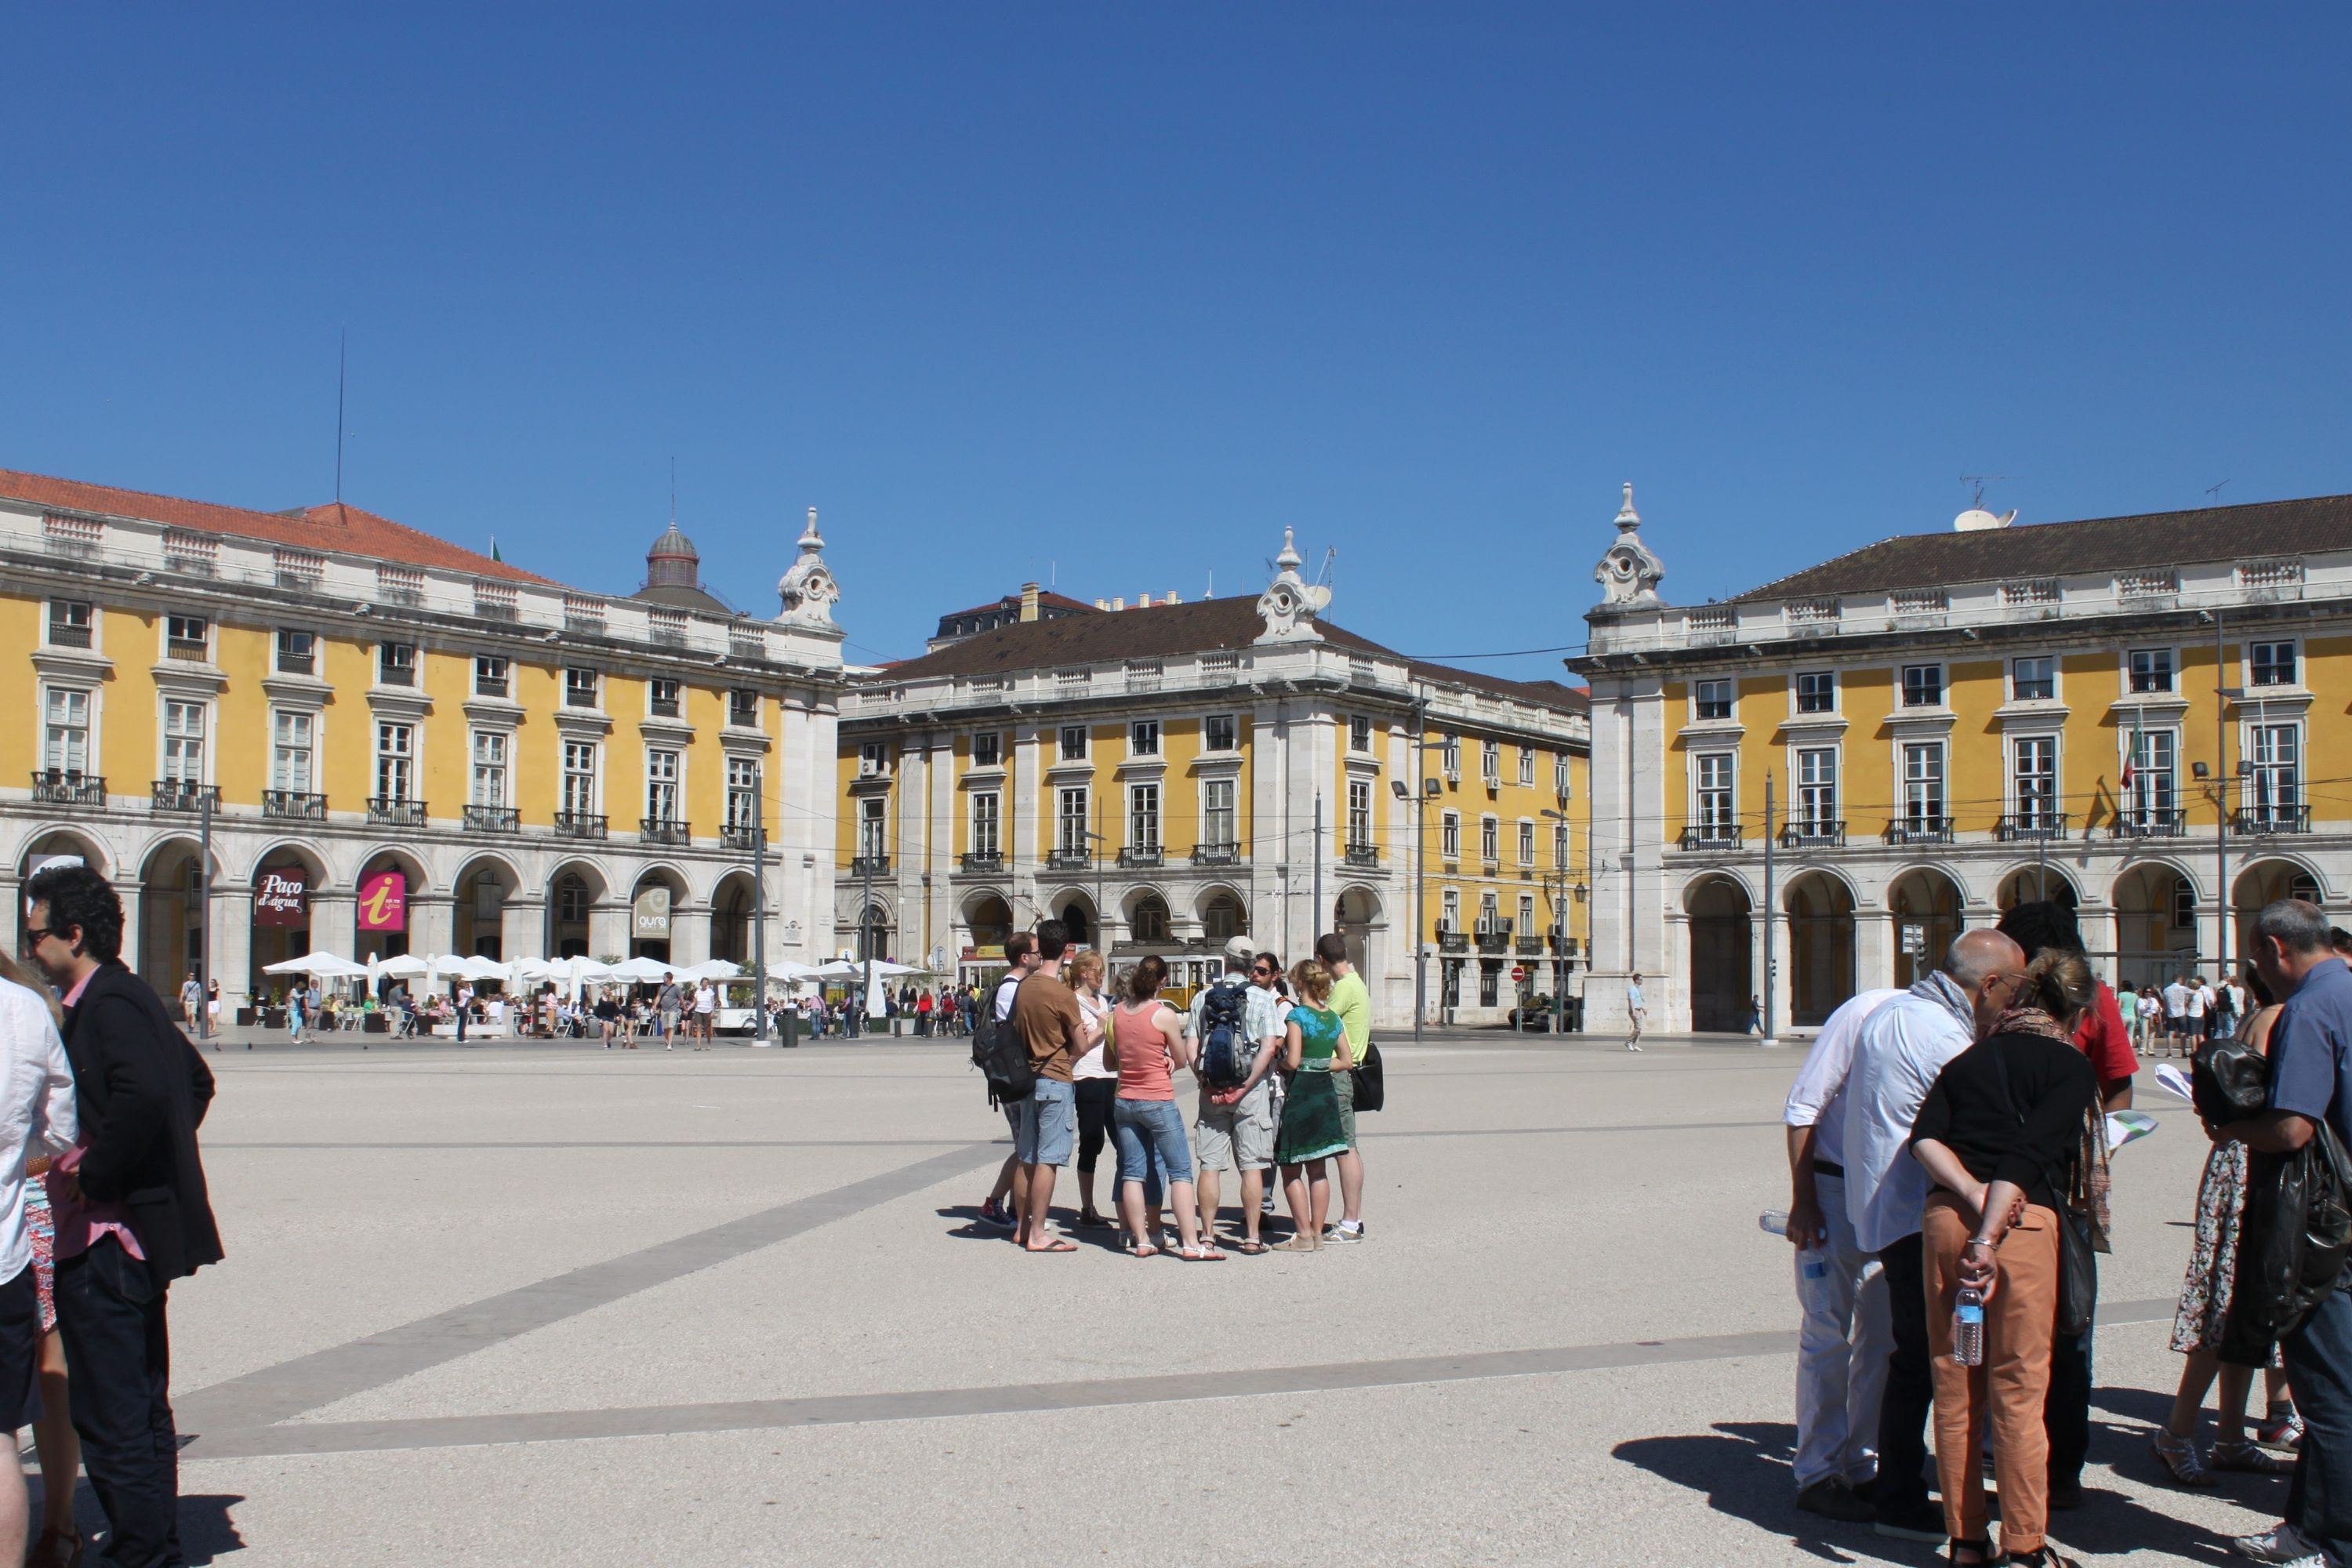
[181,1493,248,1563]
[1611,1420,1868,1563]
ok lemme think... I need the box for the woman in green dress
[1273,958,1354,1252]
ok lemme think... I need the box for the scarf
[1909,968,1976,1039]
[1987,1003,2114,1250]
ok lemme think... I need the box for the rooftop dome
[646,521,700,586]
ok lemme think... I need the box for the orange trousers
[1923,1190,2060,1555]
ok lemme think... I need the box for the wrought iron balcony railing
[2111,808,2187,839]
[1995,814,2069,842]
[851,855,892,876]
[720,824,763,851]
[1514,935,1544,956]
[639,817,691,847]
[959,851,1004,873]
[1345,842,1380,867]
[1044,848,1091,871]
[1676,823,1742,851]
[151,779,219,812]
[29,771,103,807]
[464,804,521,833]
[1778,819,1846,849]
[1190,842,1243,866]
[554,810,608,840]
[368,797,428,828]
[1475,920,1514,955]
[1884,816,1955,846]
[2234,806,2312,836]
[1117,846,1163,869]
[263,789,328,821]
[1436,927,1469,954]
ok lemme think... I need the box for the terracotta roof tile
[0,469,554,585]
[1734,493,2352,604]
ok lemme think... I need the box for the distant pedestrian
[1626,972,1647,1051]
[285,984,307,1045]
[657,974,681,1050]
[456,982,474,1044]
[204,979,221,1047]
[176,975,202,1034]
[24,861,223,1568]
[692,980,716,1048]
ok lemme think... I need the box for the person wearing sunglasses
[1189,937,1286,1255]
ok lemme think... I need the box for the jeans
[56,1236,183,1568]
[1014,1079,1076,1167]
[2046,1327,2092,1484]
[1793,1174,1891,1490]
[2285,1286,2352,1558]
[1873,1231,1935,1521]
[1112,1098,1195,1186]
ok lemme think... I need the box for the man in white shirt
[1191,938,1289,1254]
[1625,972,1646,1051]
[0,970,79,1562]
[2195,975,2220,1044]
[1842,927,2024,1543]
[1780,986,1904,1522]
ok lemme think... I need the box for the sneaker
[1873,1503,1948,1544]
[976,1200,1015,1231]
[1795,1478,1875,1523]
[2234,1523,2320,1564]
[2261,1410,2307,1450]
[1323,1222,1366,1244]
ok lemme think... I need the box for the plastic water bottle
[1953,1286,1985,1367]
[1759,1210,1790,1236]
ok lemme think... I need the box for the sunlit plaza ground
[121,1030,2253,1565]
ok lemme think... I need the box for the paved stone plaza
[129,1033,2246,1564]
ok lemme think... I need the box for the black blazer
[60,961,223,1287]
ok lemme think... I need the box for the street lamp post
[1542,808,1581,1036]
[751,819,769,1044]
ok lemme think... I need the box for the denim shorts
[1112,1098,1195,1186]
[1014,1078,1076,1167]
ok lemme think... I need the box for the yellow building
[1573,486,2352,1035]
[2,468,844,1012]
[834,534,1589,1027]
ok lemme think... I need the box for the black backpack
[972,977,1035,1109]
[1196,978,1252,1089]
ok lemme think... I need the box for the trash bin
[779,1009,798,1048]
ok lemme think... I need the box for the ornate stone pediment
[1593,484,1665,610]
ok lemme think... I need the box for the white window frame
[1057,786,1090,854]
[1901,741,1946,829]
[1516,818,1536,866]
[1900,663,1944,709]
[1794,670,1836,714]
[1518,746,1536,786]
[2123,727,2178,827]
[2250,640,2299,689]
[42,686,93,777]
[377,640,419,687]
[1795,746,1838,829]
[1203,713,1238,753]
[1440,811,1461,860]
[645,747,682,822]
[163,613,210,661]
[2012,734,2059,828]
[1693,680,1734,721]
[161,698,209,784]
[1348,715,1373,753]
[271,710,315,793]
[1441,887,1461,930]
[725,757,761,830]
[561,739,601,816]
[1347,779,1372,847]
[647,677,681,717]
[2126,647,2176,695]
[1481,740,1501,786]
[1479,815,1499,863]
[1129,720,1160,757]
[1693,752,1736,837]
[1058,724,1089,762]
[2245,720,2303,828]
[2011,655,2056,702]
[1127,782,1160,851]
[470,729,510,808]
[1202,778,1237,848]
[45,599,95,651]
[564,666,601,709]
[971,732,1002,768]
[376,720,416,802]
[970,791,1000,859]
[472,654,510,699]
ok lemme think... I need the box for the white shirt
[2163,982,2190,1020]
[2226,983,2249,1018]
[1627,982,1646,1011]
[1842,986,1974,1252]
[994,975,1022,1022]
[0,980,77,1283]
[693,985,716,1014]
[2187,985,2209,1019]
[1781,989,1904,1171]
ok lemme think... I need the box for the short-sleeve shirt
[657,984,680,1011]
[2071,982,2140,1084]
[694,985,715,1014]
[2164,982,2190,1019]
[2268,956,2352,1152]
[1628,983,1646,1011]
[1329,971,1371,1065]
[1245,984,1291,1054]
[2115,989,2139,1024]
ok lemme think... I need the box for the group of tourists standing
[971,925,1375,1258]
[1781,893,2352,1567]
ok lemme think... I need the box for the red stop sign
[1510,966,1526,982]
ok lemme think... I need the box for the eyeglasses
[1250,965,1273,977]
[19,926,64,949]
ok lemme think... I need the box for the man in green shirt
[1316,932,1370,1243]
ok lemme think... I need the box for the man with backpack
[1190,938,1287,1254]
[974,933,1040,1233]
[1007,920,1087,1252]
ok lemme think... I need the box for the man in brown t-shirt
[1010,920,1088,1252]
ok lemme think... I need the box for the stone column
[310,891,358,965]
[673,902,710,967]
[502,895,547,966]
[214,884,255,1014]
[589,898,630,962]
[408,892,456,964]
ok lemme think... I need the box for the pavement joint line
[175,1140,1003,1436]
[181,1297,2179,1461]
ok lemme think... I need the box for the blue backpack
[1196,978,1253,1089]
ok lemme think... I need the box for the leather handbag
[1352,1040,1385,1113]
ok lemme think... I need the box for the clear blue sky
[6,6,2347,680]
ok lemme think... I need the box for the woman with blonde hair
[1106,956,1216,1259]
[1272,959,1353,1254]
[1909,949,2102,1568]
[0,950,82,1566]
[1065,950,1117,1231]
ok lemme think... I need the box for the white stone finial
[1592,481,1666,612]
[1255,525,1330,644]
[799,506,824,552]
[776,502,841,628]
[1276,526,1302,572]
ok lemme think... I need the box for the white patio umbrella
[376,953,431,979]
[459,955,512,982]
[682,958,743,981]
[606,956,674,983]
[263,953,368,978]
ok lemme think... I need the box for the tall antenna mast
[2205,480,2231,506]
[1958,474,2010,510]
[335,326,347,503]
[670,456,677,524]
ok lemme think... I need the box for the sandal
[1178,1245,1226,1261]
[1947,1541,1992,1567]
[2151,1428,2213,1487]
[1234,1238,1267,1255]
[1024,1238,1079,1253]
[2211,1439,2297,1475]
[1272,1235,1321,1253]
[1999,1548,2082,1568]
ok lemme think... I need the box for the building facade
[2,469,844,1013]
[833,536,1590,1027]
[1571,486,2352,1036]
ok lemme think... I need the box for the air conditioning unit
[1442,765,1461,784]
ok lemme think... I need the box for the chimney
[1019,583,1041,622]
[1139,590,1151,607]
[1094,597,1109,611]
[1167,590,1181,604]
[1112,597,1126,611]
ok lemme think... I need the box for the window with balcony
[2013,735,2057,829]
[165,615,209,661]
[725,757,761,835]
[1059,725,1088,762]
[378,641,417,687]
[728,688,759,727]
[1205,713,1237,753]
[2125,729,2176,829]
[2129,648,2174,694]
[471,731,509,805]
[376,722,415,801]
[1128,783,1160,851]
[2012,656,2056,702]
[474,655,510,699]
[1347,779,1372,850]
[275,628,315,675]
[1900,664,1944,707]
[1795,671,1835,713]
[47,601,93,648]
[1203,779,1236,849]
[1903,742,1945,830]
[1349,715,1373,753]
[162,701,206,783]
[971,731,1002,768]
[1795,747,1838,831]
[43,689,89,776]
[1478,891,1501,928]
[1519,894,1537,938]
[2249,724,2301,829]
[1130,720,1160,756]
[561,740,599,815]
[1479,816,1499,862]
[564,666,600,708]
[2252,641,2298,688]
[1518,819,1535,866]
[1441,811,1461,860]
[970,792,1000,861]
[646,749,681,822]
[1694,753,1735,838]
[1058,787,1090,855]
[1694,680,1733,721]
[648,677,681,717]
[272,712,314,793]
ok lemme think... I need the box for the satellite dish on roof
[1954,507,2018,532]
